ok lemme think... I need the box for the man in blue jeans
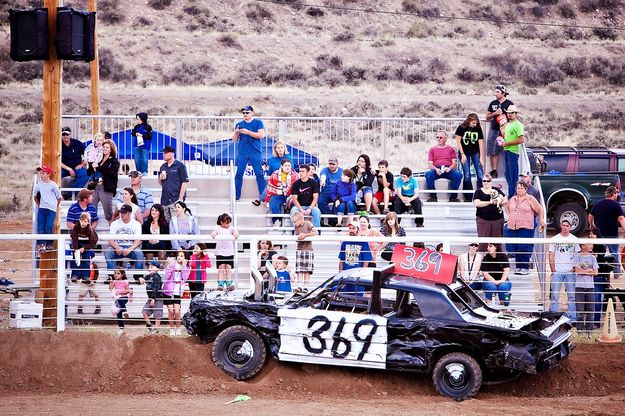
[548,220,580,321]
[104,205,144,277]
[499,105,525,198]
[290,164,321,228]
[588,186,625,275]
[233,105,266,205]
[425,131,463,202]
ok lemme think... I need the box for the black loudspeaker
[56,7,96,62]
[9,8,50,62]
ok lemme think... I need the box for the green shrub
[216,34,242,49]
[99,0,125,25]
[148,0,172,10]
[162,62,214,85]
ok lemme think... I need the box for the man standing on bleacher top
[159,146,189,222]
[233,105,267,206]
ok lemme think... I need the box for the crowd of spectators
[34,94,620,335]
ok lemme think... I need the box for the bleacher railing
[1,233,623,333]
[61,115,467,174]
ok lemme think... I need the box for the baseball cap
[328,157,338,164]
[77,189,93,200]
[348,220,360,228]
[128,170,142,178]
[495,84,508,96]
[61,126,71,134]
[240,105,254,112]
[119,204,133,214]
[162,145,175,154]
[36,166,52,175]
[519,171,533,177]
[605,186,618,196]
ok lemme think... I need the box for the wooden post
[41,0,62,328]
[88,0,100,134]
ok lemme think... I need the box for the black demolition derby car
[182,250,573,401]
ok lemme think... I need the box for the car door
[277,282,388,370]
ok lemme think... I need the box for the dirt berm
[2,331,625,399]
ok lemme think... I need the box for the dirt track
[1,331,625,415]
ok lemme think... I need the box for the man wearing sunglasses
[233,105,266,205]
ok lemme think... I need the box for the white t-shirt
[214,225,236,256]
[109,218,142,249]
[549,233,580,272]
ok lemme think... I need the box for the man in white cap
[338,220,373,271]
[485,85,513,179]
[499,104,525,198]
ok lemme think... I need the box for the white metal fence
[61,115,469,174]
[1,233,624,334]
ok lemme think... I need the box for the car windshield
[448,285,484,313]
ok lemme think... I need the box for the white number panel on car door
[278,308,388,369]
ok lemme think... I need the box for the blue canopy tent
[98,130,318,170]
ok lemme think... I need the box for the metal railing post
[278,119,286,142]
[381,120,386,160]
[56,234,66,332]
[175,118,183,160]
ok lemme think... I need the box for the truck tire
[212,325,267,380]
[554,202,587,235]
[433,352,482,401]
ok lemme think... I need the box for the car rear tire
[212,325,267,380]
[433,352,482,401]
[554,202,587,235]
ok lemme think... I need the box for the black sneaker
[426,196,438,203]
[489,169,498,178]
[449,197,461,203]
[0,278,14,286]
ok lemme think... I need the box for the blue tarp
[94,129,318,169]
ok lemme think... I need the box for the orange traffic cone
[598,298,621,343]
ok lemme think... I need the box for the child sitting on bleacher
[274,255,293,292]
[332,168,357,227]
[211,213,239,292]
[70,212,101,315]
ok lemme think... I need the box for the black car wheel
[554,202,587,235]
[212,325,267,380]
[433,352,482,401]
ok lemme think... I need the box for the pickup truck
[527,149,621,235]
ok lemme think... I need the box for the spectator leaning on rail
[485,84,513,179]
[70,212,101,315]
[318,156,343,226]
[290,164,322,228]
[233,105,267,206]
[548,219,580,321]
[114,171,154,220]
[378,211,406,262]
[499,104,525,198]
[425,131,463,203]
[66,189,99,230]
[131,112,153,176]
[33,165,62,254]
[60,126,89,193]
[588,185,625,275]
[454,113,485,201]
[104,204,145,277]
[159,145,189,222]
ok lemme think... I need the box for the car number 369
[278,309,388,369]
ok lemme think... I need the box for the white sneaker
[169,328,176,336]
[176,328,182,336]
[273,220,282,228]
[117,328,125,336]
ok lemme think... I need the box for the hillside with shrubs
[0,0,623,215]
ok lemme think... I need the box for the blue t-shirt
[320,167,343,196]
[276,270,292,292]
[235,118,265,154]
[395,176,419,197]
[267,153,294,175]
[67,202,99,225]
[338,241,373,269]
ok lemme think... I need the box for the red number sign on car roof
[391,244,457,284]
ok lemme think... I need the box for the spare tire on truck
[554,202,587,235]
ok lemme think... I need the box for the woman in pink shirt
[504,181,546,275]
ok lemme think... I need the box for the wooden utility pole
[41,0,62,328]
[88,0,100,134]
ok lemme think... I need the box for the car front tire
[212,325,267,380]
[433,352,482,401]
